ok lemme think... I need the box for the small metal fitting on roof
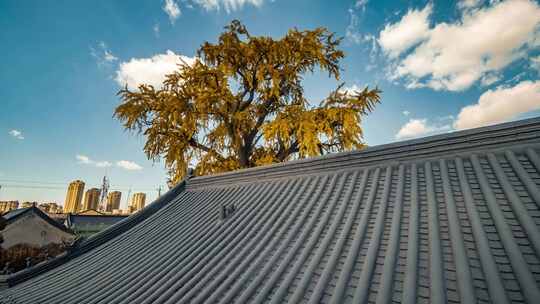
[220,203,236,220]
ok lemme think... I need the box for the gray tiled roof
[1,117,540,303]
[2,208,29,221]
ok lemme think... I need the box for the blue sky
[1,0,539,207]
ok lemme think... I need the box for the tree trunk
[238,146,249,168]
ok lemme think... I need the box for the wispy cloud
[479,72,501,87]
[530,55,540,73]
[344,1,381,73]
[9,129,24,140]
[345,1,372,44]
[193,0,264,13]
[380,0,540,91]
[163,0,181,24]
[90,41,118,68]
[76,154,91,164]
[457,0,484,11]
[355,0,368,11]
[116,160,143,170]
[76,154,112,168]
[153,23,160,37]
[77,155,143,171]
[345,8,363,44]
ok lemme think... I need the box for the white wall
[2,213,75,249]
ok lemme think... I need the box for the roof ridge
[187,117,540,188]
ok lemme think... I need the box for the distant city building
[0,201,19,214]
[82,188,101,211]
[38,202,61,214]
[21,201,38,208]
[64,180,85,213]
[49,202,61,214]
[130,192,146,212]
[106,191,121,212]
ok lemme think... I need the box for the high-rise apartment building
[64,180,85,213]
[106,191,122,212]
[130,193,146,212]
[82,188,101,211]
[0,200,19,213]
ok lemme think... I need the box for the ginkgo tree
[115,20,381,183]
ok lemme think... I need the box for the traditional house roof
[65,213,129,236]
[3,207,72,235]
[2,208,29,221]
[76,209,106,216]
[1,117,540,303]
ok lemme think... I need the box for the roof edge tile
[188,117,540,188]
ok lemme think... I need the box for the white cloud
[339,84,366,98]
[378,4,432,58]
[341,84,362,92]
[193,0,263,13]
[163,0,181,24]
[402,110,410,116]
[115,50,196,90]
[382,0,540,91]
[396,119,431,139]
[396,118,452,139]
[116,160,143,170]
[90,41,118,67]
[454,80,540,129]
[9,129,24,140]
[76,154,112,168]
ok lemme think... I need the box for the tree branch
[278,140,299,161]
[188,138,226,161]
